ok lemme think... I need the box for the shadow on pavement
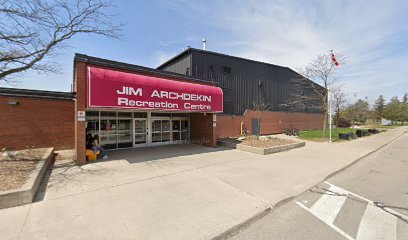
[99,144,232,164]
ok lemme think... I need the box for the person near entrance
[92,135,108,159]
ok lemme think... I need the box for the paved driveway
[1,127,405,240]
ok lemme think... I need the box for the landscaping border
[0,147,54,209]
[217,140,306,155]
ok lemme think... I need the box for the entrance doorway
[86,111,190,149]
[133,119,147,147]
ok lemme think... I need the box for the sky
[2,0,407,105]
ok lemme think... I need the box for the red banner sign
[87,66,223,112]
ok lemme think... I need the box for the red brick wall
[0,96,75,150]
[217,115,244,138]
[190,113,217,147]
[217,110,324,138]
[75,62,87,164]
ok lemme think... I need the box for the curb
[323,130,405,181]
[217,140,306,155]
[0,147,54,209]
[211,130,405,239]
[210,206,272,240]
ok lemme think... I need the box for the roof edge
[157,47,292,70]
[74,53,216,86]
[156,48,191,69]
[0,87,75,100]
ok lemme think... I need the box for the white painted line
[356,204,397,240]
[325,182,408,222]
[310,185,347,224]
[296,202,355,240]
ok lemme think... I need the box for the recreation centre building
[0,49,324,164]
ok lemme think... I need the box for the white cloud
[165,0,408,103]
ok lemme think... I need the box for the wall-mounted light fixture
[7,99,19,106]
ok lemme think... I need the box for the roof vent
[202,38,206,50]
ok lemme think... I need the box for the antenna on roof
[202,38,207,50]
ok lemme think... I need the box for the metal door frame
[133,118,148,147]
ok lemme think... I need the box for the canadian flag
[331,50,340,66]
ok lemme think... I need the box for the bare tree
[331,84,348,127]
[284,52,346,138]
[0,0,123,82]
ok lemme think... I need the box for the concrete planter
[217,140,305,155]
[0,148,54,209]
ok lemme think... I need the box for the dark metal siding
[159,49,323,115]
[191,50,322,115]
[159,53,192,76]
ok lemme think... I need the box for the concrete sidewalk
[0,127,405,240]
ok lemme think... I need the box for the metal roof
[0,87,75,100]
[74,53,216,85]
[156,47,290,70]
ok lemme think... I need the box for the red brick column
[190,113,217,147]
[74,62,87,165]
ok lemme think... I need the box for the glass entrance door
[133,119,147,147]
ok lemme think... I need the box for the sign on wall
[77,111,86,121]
[87,66,223,112]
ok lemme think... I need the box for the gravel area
[221,136,296,148]
[0,148,48,192]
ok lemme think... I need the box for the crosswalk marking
[296,202,355,240]
[356,204,397,240]
[296,182,406,240]
[325,182,408,222]
[310,185,347,224]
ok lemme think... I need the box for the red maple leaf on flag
[331,50,340,66]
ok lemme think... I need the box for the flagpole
[328,50,333,143]
[328,86,332,143]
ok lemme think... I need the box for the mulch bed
[0,148,48,192]
[221,136,296,148]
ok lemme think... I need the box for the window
[133,112,147,118]
[222,66,232,74]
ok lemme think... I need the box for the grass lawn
[298,128,356,142]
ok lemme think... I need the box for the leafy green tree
[342,99,370,125]
[373,95,386,120]
[383,97,403,124]
[401,93,408,124]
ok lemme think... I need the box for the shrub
[337,117,351,128]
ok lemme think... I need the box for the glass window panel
[181,131,190,141]
[152,120,161,132]
[152,112,171,117]
[134,134,146,144]
[162,120,170,131]
[181,120,189,131]
[118,112,132,118]
[162,132,170,142]
[152,133,161,142]
[172,120,180,131]
[86,120,99,134]
[171,113,189,117]
[133,112,147,118]
[172,132,181,141]
[86,111,99,117]
[100,111,117,117]
[134,120,146,134]
[118,120,132,148]
[100,119,117,149]
[118,120,131,130]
